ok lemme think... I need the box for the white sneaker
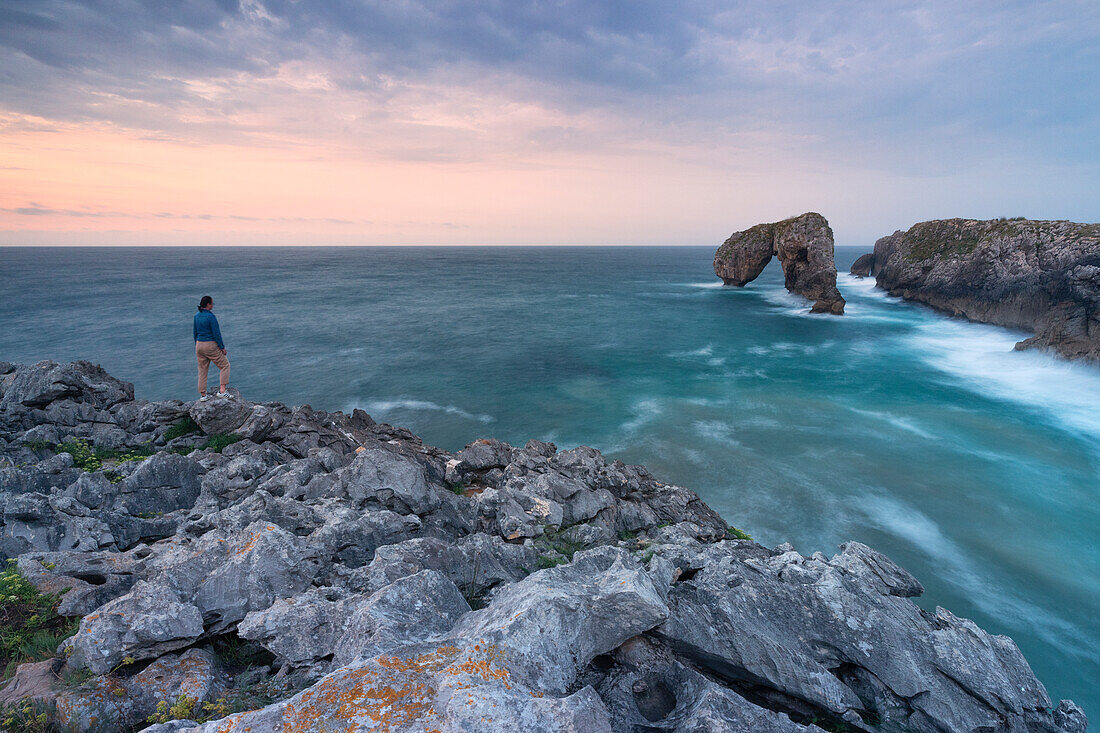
[199,394,209,402]
[218,390,232,399]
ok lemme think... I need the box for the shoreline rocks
[866,217,1100,362]
[0,360,1087,732]
[714,212,846,314]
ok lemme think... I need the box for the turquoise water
[2,245,1097,714]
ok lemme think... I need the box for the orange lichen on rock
[280,646,459,732]
[233,525,276,557]
[248,644,516,733]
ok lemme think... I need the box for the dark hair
[198,295,213,310]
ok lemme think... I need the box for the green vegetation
[210,634,272,670]
[199,433,241,453]
[448,481,467,495]
[167,636,283,722]
[58,665,94,691]
[904,233,981,263]
[0,700,52,732]
[19,441,53,453]
[0,561,78,680]
[162,416,201,442]
[55,439,153,482]
[147,690,276,726]
[726,527,753,541]
[537,555,569,570]
[617,529,639,542]
[534,526,585,562]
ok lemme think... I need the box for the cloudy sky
[1,0,1097,245]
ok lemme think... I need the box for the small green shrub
[448,482,467,495]
[163,416,201,442]
[56,439,101,472]
[55,439,152,478]
[0,700,52,732]
[148,694,200,724]
[0,561,78,678]
[726,527,753,541]
[19,441,53,453]
[200,433,241,453]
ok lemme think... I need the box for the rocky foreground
[852,218,1100,362]
[714,213,846,314]
[0,360,1087,732]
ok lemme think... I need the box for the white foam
[669,344,714,358]
[906,317,1100,444]
[848,407,936,440]
[837,272,1100,445]
[692,420,741,447]
[620,398,663,433]
[357,399,495,424]
[748,342,820,357]
[683,281,726,289]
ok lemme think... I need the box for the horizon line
[0,242,876,248]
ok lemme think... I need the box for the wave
[354,398,495,424]
[858,493,1098,661]
[670,344,714,358]
[747,341,823,357]
[906,317,1100,445]
[692,419,741,447]
[620,398,663,433]
[847,407,935,440]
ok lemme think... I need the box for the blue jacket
[193,309,225,349]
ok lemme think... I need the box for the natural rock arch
[713,212,845,314]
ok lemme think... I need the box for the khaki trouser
[196,341,230,394]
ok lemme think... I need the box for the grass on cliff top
[904,230,982,263]
[899,216,1080,263]
[0,561,78,681]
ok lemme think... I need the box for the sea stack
[713,212,846,314]
[872,218,1100,362]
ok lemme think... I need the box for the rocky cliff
[868,218,1100,362]
[714,213,846,314]
[0,360,1087,732]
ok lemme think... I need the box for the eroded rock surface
[850,252,875,277]
[714,212,846,314]
[0,360,1085,732]
[871,218,1100,362]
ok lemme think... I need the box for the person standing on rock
[194,295,231,401]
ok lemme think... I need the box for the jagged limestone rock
[0,360,1084,733]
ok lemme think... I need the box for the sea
[2,244,1097,715]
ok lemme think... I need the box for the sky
[1,0,1098,246]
